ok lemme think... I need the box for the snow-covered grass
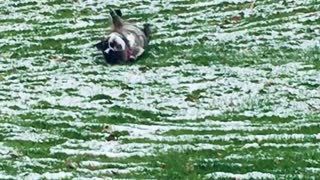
[0,0,319,179]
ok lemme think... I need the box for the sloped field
[0,0,320,179]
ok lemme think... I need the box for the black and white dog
[95,10,151,64]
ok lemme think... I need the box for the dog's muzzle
[104,48,112,54]
[104,46,135,61]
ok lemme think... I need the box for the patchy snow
[205,172,276,179]
[21,172,73,180]
[0,0,319,178]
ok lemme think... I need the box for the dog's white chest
[127,33,136,48]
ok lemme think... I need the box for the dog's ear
[95,37,110,50]
[115,9,122,17]
[94,41,104,50]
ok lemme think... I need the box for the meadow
[0,0,320,179]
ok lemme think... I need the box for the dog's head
[95,32,130,64]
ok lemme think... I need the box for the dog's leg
[114,9,122,17]
[133,47,145,58]
[110,9,123,30]
[143,24,151,41]
[128,47,145,61]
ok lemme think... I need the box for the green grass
[114,148,320,179]
[137,42,320,69]
[0,0,320,179]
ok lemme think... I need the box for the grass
[136,42,320,69]
[113,148,320,179]
[0,0,320,179]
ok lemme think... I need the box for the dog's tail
[143,24,151,41]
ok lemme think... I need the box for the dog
[95,9,151,65]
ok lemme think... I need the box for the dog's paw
[143,24,152,40]
[135,47,145,57]
[115,9,122,17]
[110,9,122,17]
